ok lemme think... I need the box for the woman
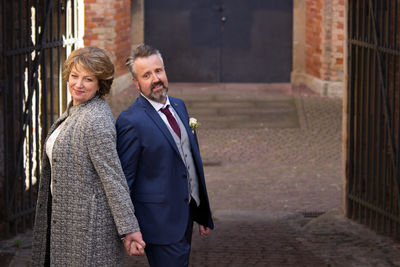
[32,46,145,266]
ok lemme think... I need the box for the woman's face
[68,64,99,106]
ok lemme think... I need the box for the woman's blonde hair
[63,46,114,97]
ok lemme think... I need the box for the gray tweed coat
[32,96,139,266]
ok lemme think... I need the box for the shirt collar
[141,93,170,111]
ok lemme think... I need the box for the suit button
[182,174,187,179]
[53,158,57,162]
[184,198,189,203]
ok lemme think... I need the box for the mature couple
[31,44,214,267]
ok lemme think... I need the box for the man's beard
[141,81,168,103]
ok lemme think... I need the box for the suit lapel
[167,97,207,188]
[171,99,193,145]
[138,96,181,156]
[170,98,203,166]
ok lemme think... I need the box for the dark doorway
[145,0,293,83]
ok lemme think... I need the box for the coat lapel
[170,98,203,168]
[138,96,181,156]
[170,99,194,146]
[44,112,68,146]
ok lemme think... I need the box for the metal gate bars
[0,0,82,235]
[347,0,400,238]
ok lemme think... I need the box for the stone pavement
[2,83,400,266]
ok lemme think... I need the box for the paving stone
[3,83,400,267]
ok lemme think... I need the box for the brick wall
[84,0,131,78]
[305,0,344,82]
[84,0,346,96]
[331,0,345,82]
[293,0,345,97]
[305,0,323,79]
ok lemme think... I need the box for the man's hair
[63,46,114,97]
[126,44,164,79]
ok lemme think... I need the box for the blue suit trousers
[145,201,195,267]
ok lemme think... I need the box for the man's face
[133,54,169,104]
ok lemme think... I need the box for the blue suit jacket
[116,95,214,245]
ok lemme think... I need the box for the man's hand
[199,225,211,236]
[123,231,146,256]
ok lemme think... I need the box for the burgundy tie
[160,105,181,138]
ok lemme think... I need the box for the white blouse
[45,117,68,194]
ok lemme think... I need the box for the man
[116,44,214,267]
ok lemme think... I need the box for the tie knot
[160,105,171,115]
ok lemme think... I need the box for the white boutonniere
[189,117,200,133]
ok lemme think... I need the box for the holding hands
[123,231,146,256]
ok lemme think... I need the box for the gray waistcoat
[169,108,200,205]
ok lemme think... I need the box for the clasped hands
[124,225,211,256]
[123,231,146,256]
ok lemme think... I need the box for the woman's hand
[123,231,146,256]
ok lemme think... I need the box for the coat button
[184,198,189,203]
[53,158,57,162]
[182,174,187,179]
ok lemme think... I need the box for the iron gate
[347,0,400,238]
[0,0,83,235]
